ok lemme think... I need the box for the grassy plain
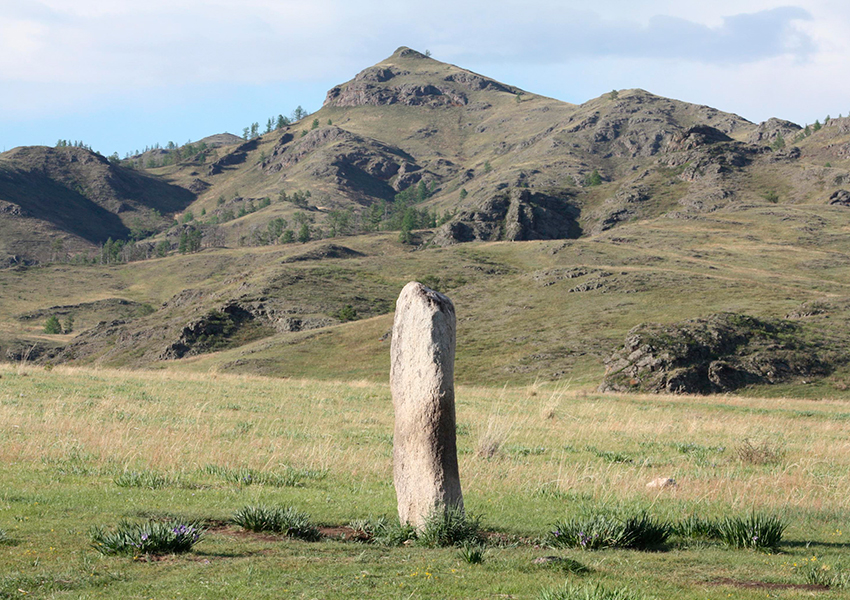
[2,364,850,598]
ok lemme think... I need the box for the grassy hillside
[1,365,849,598]
[2,198,850,396]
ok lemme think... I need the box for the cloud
[446,6,814,65]
[0,3,816,90]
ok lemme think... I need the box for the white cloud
[1,1,849,150]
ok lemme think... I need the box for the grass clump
[534,557,591,575]
[803,562,849,589]
[458,540,487,564]
[716,513,786,550]
[113,470,172,489]
[417,505,483,548]
[349,516,417,546]
[203,464,323,487]
[90,520,203,556]
[736,438,785,465]
[231,505,320,541]
[539,582,643,600]
[672,514,722,540]
[550,512,671,550]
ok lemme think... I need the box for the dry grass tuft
[736,438,786,465]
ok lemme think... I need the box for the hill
[0,145,194,265]
[2,47,850,395]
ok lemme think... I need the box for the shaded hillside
[0,146,195,264]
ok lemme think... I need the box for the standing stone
[391,281,463,528]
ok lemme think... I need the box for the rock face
[828,189,850,206]
[432,189,580,246]
[391,282,463,528]
[600,313,830,394]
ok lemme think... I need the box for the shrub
[736,438,785,465]
[550,511,670,550]
[232,505,320,541]
[90,520,203,556]
[417,505,482,548]
[716,513,786,550]
[336,304,357,322]
[584,169,603,186]
[539,582,644,600]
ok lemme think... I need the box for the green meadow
[2,364,849,599]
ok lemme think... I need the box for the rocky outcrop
[591,185,651,234]
[747,118,802,145]
[264,126,427,202]
[325,81,468,109]
[431,189,580,246]
[828,189,850,206]
[391,282,463,528]
[667,125,733,152]
[443,72,515,94]
[159,302,270,360]
[600,313,831,394]
[282,243,365,263]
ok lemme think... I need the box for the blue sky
[1,1,847,156]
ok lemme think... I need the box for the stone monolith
[391,281,463,528]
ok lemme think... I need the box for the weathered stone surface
[828,189,850,206]
[431,188,580,246]
[599,313,831,394]
[391,282,463,528]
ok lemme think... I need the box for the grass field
[2,364,849,598]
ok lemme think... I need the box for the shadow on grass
[193,550,262,559]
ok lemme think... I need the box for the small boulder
[828,189,850,206]
[646,477,677,489]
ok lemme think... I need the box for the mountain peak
[323,48,519,109]
[390,46,430,60]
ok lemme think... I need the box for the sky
[1,0,847,156]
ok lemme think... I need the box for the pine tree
[44,315,62,334]
[414,180,428,203]
[297,223,311,243]
[62,314,74,334]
